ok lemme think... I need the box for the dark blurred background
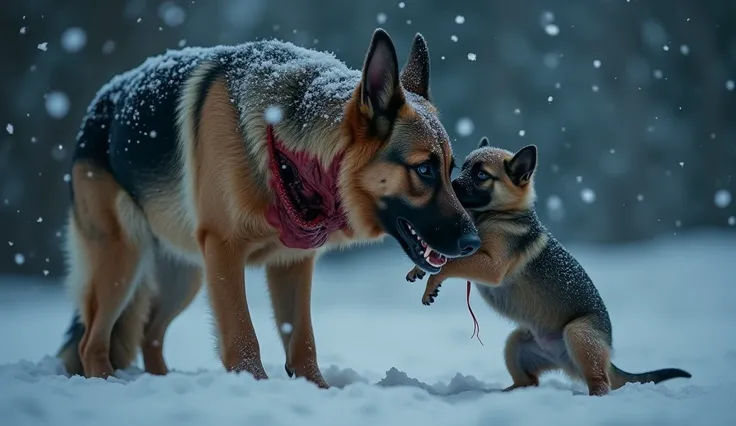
[1,0,734,279]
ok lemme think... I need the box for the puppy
[406,137,691,396]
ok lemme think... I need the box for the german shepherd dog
[406,138,691,396]
[56,29,481,388]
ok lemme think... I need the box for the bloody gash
[265,125,348,249]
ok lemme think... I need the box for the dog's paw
[406,268,427,282]
[421,285,441,306]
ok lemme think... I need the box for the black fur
[399,33,431,101]
[361,28,404,139]
[451,172,491,209]
[191,65,225,150]
[505,145,537,186]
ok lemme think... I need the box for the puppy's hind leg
[563,316,612,396]
[502,328,557,391]
[142,252,202,375]
[69,162,153,378]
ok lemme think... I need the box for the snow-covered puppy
[405,138,691,396]
[56,29,481,387]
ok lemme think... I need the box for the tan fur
[265,254,326,387]
[67,162,155,378]
[407,144,610,395]
[63,32,479,386]
[141,255,202,375]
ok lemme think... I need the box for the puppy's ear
[477,137,490,148]
[400,33,431,101]
[360,28,405,138]
[505,145,537,186]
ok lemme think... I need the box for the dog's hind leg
[142,252,202,375]
[266,253,328,388]
[502,328,557,391]
[563,316,612,396]
[68,161,153,378]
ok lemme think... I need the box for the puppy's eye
[476,170,490,181]
[415,162,433,178]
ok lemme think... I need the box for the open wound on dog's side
[265,125,348,249]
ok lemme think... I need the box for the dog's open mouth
[397,218,447,273]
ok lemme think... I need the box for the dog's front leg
[199,231,267,380]
[266,253,328,389]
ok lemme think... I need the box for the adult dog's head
[341,29,480,273]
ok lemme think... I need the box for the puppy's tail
[56,310,85,376]
[609,363,691,390]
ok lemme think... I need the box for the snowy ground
[1,232,735,426]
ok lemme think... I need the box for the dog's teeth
[410,229,416,235]
[424,246,431,258]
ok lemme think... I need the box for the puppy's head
[452,137,538,213]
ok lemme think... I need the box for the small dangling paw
[406,267,426,282]
[421,284,441,306]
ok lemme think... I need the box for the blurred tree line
[1,0,734,278]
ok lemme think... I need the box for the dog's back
[74,41,359,207]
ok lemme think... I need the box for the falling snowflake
[714,190,732,208]
[265,106,283,124]
[45,91,70,119]
[467,53,476,61]
[37,42,48,51]
[60,27,87,53]
[455,118,474,137]
[544,24,559,36]
[280,322,293,334]
[158,1,186,27]
[376,13,387,24]
[580,188,596,204]
[6,123,14,134]
[593,60,602,68]
[455,15,465,24]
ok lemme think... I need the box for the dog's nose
[458,233,481,256]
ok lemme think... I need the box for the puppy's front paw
[421,284,441,306]
[406,267,426,282]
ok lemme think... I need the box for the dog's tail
[609,362,691,390]
[56,310,85,376]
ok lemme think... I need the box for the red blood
[265,125,348,249]
[467,280,484,345]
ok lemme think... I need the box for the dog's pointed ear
[477,136,490,149]
[360,28,404,137]
[505,145,538,186]
[400,33,431,101]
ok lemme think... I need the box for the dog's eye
[415,162,433,178]
[476,170,490,181]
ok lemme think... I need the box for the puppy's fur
[406,138,691,396]
[57,29,481,388]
